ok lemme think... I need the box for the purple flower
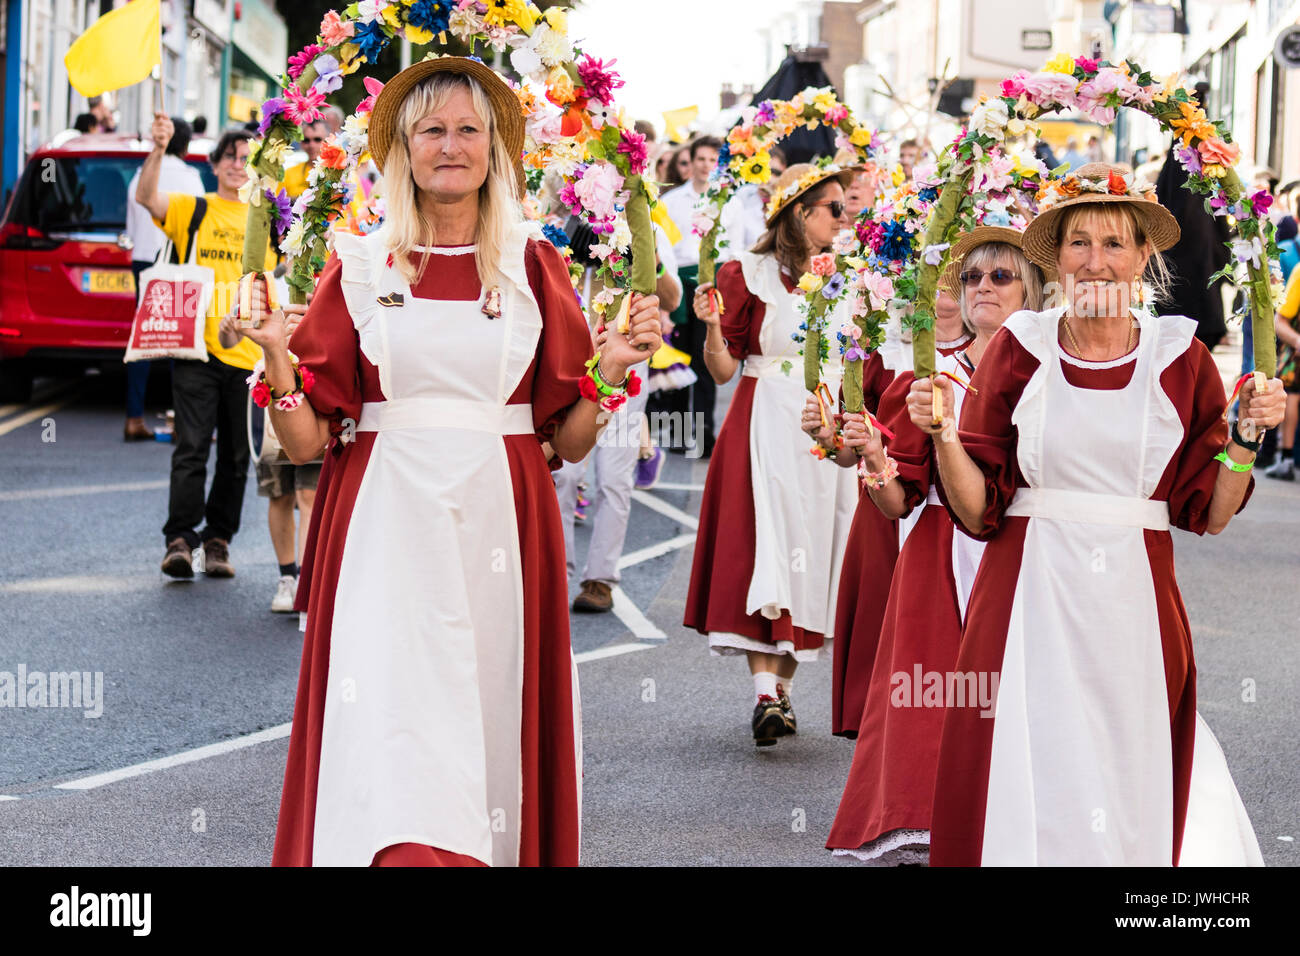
[311,54,344,95]
[265,188,292,237]
[1209,194,1228,217]
[756,100,776,125]
[1175,145,1202,175]
[1250,189,1273,218]
[844,346,866,362]
[821,273,846,299]
[257,97,287,137]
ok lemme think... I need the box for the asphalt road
[0,362,1295,867]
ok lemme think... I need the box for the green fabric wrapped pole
[910,168,969,380]
[842,313,871,413]
[697,220,721,288]
[606,176,657,347]
[1217,168,1277,378]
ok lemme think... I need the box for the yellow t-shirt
[282,162,310,200]
[157,192,276,370]
[1281,270,1300,321]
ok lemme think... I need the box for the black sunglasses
[805,200,845,218]
[959,268,1021,287]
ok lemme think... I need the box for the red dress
[928,310,1258,866]
[826,344,983,861]
[273,235,589,867]
[683,256,858,657]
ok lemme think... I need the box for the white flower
[593,288,616,307]
[280,220,306,257]
[969,98,1009,142]
[260,139,289,167]
[831,229,856,255]
[510,45,544,80]
[922,242,950,266]
[611,217,632,252]
[448,9,479,41]
[547,141,585,178]
[356,0,383,24]
[588,103,616,130]
[532,24,573,67]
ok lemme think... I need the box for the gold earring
[1131,277,1143,306]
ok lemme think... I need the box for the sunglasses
[805,200,845,218]
[959,268,1021,287]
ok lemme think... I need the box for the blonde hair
[957,242,1044,334]
[1054,204,1173,306]
[377,72,521,287]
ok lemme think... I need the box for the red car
[0,134,217,401]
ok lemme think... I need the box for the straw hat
[764,162,856,225]
[1021,162,1180,271]
[367,55,526,193]
[939,225,1037,299]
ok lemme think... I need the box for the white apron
[311,228,553,867]
[710,252,858,658]
[980,307,1261,866]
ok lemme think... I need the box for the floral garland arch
[899,54,1279,380]
[240,0,657,325]
[797,147,1058,404]
[693,88,879,287]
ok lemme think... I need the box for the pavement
[0,355,1295,867]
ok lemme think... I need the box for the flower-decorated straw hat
[939,224,1048,299]
[1021,162,1180,271]
[368,55,526,192]
[764,162,856,225]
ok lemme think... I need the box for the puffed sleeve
[525,239,594,450]
[715,258,760,359]
[876,371,931,515]
[951,326,1039,539]
[288,255,363,436]
[1164,342,1252,533]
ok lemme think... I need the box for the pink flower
[1074,56,1099,73]
[811,253,836,277]
[283,86,326,125]
[576,55,624,106]
[1000,71,1029,98]
[972,154,1015,194]
[287,44,324,81]
[823,104,848,125]
[861,271,894,311]
[319,11,354,47]
[1021,71,1078,108]
[356,76,384,115]
[573,162,625,222]
[1198,137,1241,167]
[299,365,316,393]
[617,129,649,175]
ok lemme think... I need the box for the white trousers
[554,379,649,585]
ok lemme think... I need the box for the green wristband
[1215,450,1254,473]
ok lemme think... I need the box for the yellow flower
[812,89,838,114]
[381,5,403,30]
[738,150,771,184]
[404,24,435,44]
[338,43,362,74]
[543,6,567,32]
[1170,99,1215,147]
[798,273,824,293]
[483,0,533,29]
[547,66,575,104]
[849,125,872,147]
[1044,52,1076,74]
[1203,163,1227,179]
[1006,117,1027,137]
[260,138,289,167]
[891,164,905,187]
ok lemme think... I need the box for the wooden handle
[931,375,944,426]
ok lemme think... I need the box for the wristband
[1214,450,1253,473]
[1229,421,1263,453]
[859,455,899,489]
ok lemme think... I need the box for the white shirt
[717,184,766,262]
[660,180,709,268]
[125,154,205,265]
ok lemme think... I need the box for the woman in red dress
[233,57,661,866]
[685,163,859,746]
[914,164,1281,865]
[826,227,1044,863]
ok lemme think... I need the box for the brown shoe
[572,580,613,613]
[161,538,194,579]
[202,538,235,578]
[124,417,154,441]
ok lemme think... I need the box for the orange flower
[1057,176,1080,199]
[1107,170,1128,195]
[319,142,347,170]
[1170,99,1215,147]
[1197,136,1241,168]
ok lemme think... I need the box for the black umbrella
[746,54,840,164]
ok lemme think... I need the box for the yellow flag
[661,105,699,144]
[650,200,682,246]
[64,0,161,97]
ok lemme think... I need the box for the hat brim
[765,167,856,226]
[1021,194,1180,271]
[940,225,1028,298]
[368,57,526,196]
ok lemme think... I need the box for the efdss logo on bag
[130,278,207,348]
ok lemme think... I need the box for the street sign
[1022,30,1053,51]
[1276,26,1300,69]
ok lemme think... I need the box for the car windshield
[7,156,216,235]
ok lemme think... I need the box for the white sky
[568,0,793,136]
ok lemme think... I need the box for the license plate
[82,269,135,295]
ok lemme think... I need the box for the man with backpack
[136,116,277,580]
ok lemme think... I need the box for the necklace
[1062,314,1136,361]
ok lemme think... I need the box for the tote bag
[124,199,213,363]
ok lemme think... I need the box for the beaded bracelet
[247,356,315,411]
[858,455,899,489]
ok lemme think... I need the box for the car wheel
[0,361,34,403]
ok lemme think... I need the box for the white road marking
[617,532,696,569]
[0,574,161,594]
[631,489,699,529]
[54,723,293,791]
[643,482,705,491]
[0,396,80,438]
[610,585,666,640]
[0,795,20,801]
[0,479,169,502]
[573,642,659,663]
